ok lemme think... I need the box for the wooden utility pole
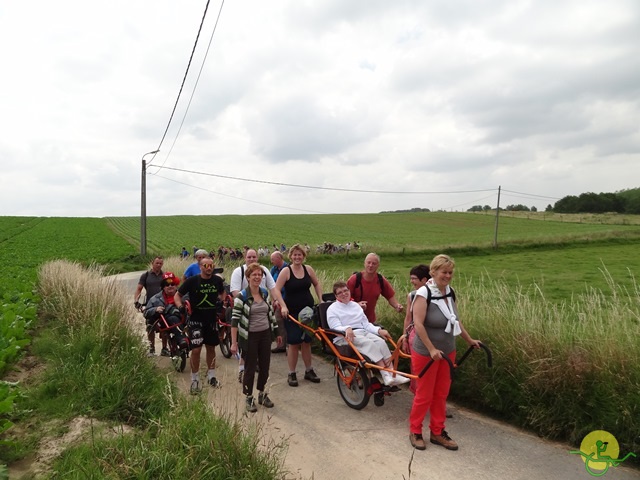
[493,185,501,249]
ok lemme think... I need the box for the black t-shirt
[178,275,225,323]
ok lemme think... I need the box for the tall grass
[24,260,285,478]
[450,269,640,457]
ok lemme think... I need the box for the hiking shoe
[304,368,320,383]
[160,348,171,357]
[430,430,458,451]
[190,380,201,395]
[246,396,257,413]
[238,370,244,384]
[410,433,427,451]
[258,392,274,408]
[288,372,298,387]
[209,377,221,388]
[147,347,156,357]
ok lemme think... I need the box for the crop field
[105,212,640,255]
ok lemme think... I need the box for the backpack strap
[354,272,386,299]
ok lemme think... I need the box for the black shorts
[187,318,219,349]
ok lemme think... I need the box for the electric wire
[152,173,333,214]
[150,0,225,172]
[156,165,497,195]
[148,0,213,164]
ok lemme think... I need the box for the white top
[230,264,276,294]
[326,301,381,336]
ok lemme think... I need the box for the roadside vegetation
[1,212,639,474]
[7,260,285,478]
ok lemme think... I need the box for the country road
[118,271,640,480]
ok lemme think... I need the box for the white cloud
[1,0,639,217]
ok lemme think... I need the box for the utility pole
[493,185,501,249]
[141,150,159,256]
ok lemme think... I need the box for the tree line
[466,187,640,214]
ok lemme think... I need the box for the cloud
[0,0,639,216]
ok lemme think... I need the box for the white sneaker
[380,370,394,386]
[392,374,410,386]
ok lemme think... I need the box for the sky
[2,0,639,217]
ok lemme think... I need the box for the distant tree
[467,205,484,212]
[483,205,492,211]
[545,204,553,212]
[505,204,530,212]
[618,188,640,214]
[531,206,538,212]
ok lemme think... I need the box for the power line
[148,0,215,163]
[502,188,560,200]
[156,165,497,195]
[150,0,225,172]
[153,173,332,214]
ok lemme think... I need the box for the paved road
[120,271,640,480]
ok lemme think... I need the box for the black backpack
[353,271,385,301]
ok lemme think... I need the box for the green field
[106,211,640,254]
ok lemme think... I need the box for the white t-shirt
[230,264,276,294]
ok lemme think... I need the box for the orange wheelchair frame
[288,300,492,410]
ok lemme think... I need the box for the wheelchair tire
[337,364,370,410]
[219,326,232,359]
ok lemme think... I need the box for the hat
[161,272,180,287]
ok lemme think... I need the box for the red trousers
[409,350,456,436]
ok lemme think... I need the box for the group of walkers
[136,247,482,452]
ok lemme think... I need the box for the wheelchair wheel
[219,326,232,359]
[337,363,370,410]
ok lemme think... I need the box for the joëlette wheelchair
[150,308,190,373]
[288,294,492,410]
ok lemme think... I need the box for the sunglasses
[201,264,214,269]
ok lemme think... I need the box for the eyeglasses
[201,264,214,269]
[335,289,350,296]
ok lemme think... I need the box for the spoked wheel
[336,363,370,410]
[219,326,232,359]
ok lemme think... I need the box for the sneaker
[160,348,171,357]
[258,392,274,408]
[409,433,427,451]
[304,368,321,383]
[430,430,458,451]
[245,396,257,413]
[238,370,244,384]
[380,370,393,386]
[190,380,201,395]
[147,347,156,357]
[209,377,221,388]
[288,372,298,387]
[391,374,410,386]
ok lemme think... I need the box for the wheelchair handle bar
[456,342,492,369]
[418,354,455,380]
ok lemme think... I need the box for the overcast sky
[2,0,639,217]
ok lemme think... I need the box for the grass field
[106,211,640,255]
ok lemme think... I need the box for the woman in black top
[275,244,323,386]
